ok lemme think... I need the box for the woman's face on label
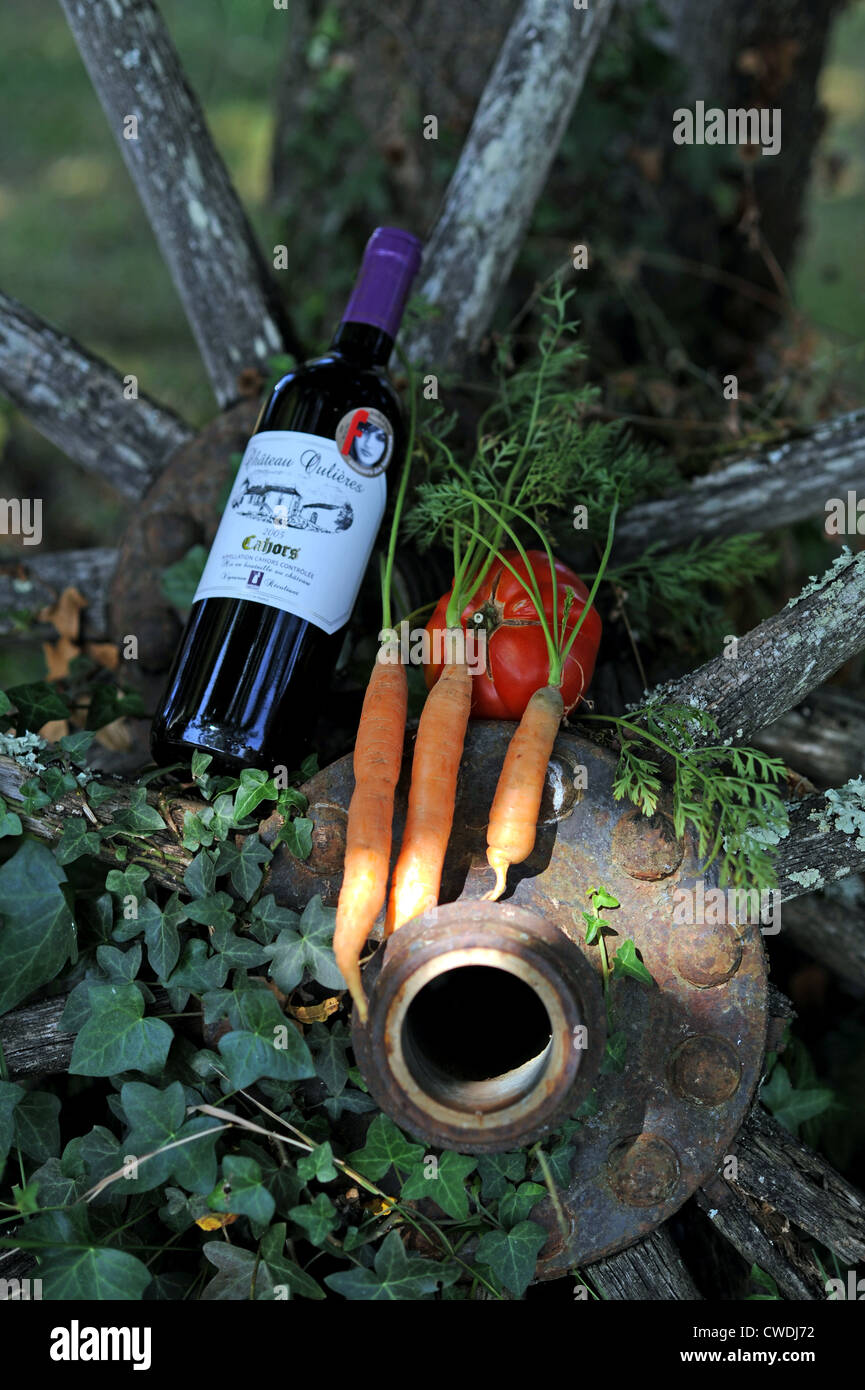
[353,423,387,466]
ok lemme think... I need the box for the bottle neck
[329,320,394,366]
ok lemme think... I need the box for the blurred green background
[1,0,864,554]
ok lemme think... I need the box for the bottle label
[193,425,388,634]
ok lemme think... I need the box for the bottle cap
[341,227,423,338]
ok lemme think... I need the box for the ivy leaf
[760,1064,834,1134]
[96,942,142,983]
[0,839,77,1016]
[249,893,299,943]
[184,850,218,899]
[79,1126,124,1191]
[102,786,166,837]
[209,919,271,969]
[349,1114,424,1182]
[475,1221,548,1297]
[499,1181,547,1229]
[12,1091,61,1163]
[54,817,101,861]
[324,1230,442,1301]
[119,1082,220,1194]
[476,1151,526,1200]
[210,1155,275,1225]
[611,938,653,986]
[589,886,620,911]
[307,1020,351,1096]
[264,895,345,992]
[185,892,236,933]
[105,862,149,903]
[581,912,606,946]
[400,1151,476,1221]
[601,1029,628,1074]
[287,1192,339,1247]
[216,836,273,900]
[323,1089,378,1121]
[143,893,186,981]
[161,545,208,614]
[5,681,69,732]
[535,1139,574,1188]
[0,690,12,715]
[167,938,229,995]
[68,983,173,1077]
[297,1141,338,1184]
[38,1246,153,1301]
[233,769,277,823]
[59,729,96,761]
[260,1223,325,1300]
[275,816,314,860]
[41,767,77,800]
[0,799,22,839]
[18,779,50,814]
[217,987,314,1089]
[0,1080,23,1174]
[200,1242,272,1301]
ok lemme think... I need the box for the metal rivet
[611,808,683,880]
[672,919,742,988]
[669,1034,741,1106]
[606,1133,680,1207]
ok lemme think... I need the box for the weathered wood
[779,886,865,989]
[775,785,865,902]
[696,1178,825,1300]
[754,686,865,790]
[0,988,171,1082]
[655,548,865,746]
[400,0,614,371]
[616,411,865,559]
[0,291,190,499]
[58,0,299,408]
[733,1105,865,1267]
[0,756,192,893]
[0,547,117,638]
[586,1224,702,1300]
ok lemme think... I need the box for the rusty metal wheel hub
[272,720,769,1272]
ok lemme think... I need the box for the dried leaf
[43,634,81,681]
[289,997,341,1024]
[195,1212,239,1231]
[86,642,120,672]
[38,587,87,641]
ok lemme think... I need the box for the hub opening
[400,964,555,1115]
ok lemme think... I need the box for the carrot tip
[485,851,509,901]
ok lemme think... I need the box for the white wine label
[193,427,388,634]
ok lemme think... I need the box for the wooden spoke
[616,409,865,558]
[0,291,190,498]
[0,546,117,638]
[586,1225,703,1300]
[655,549,865,745]
[400,0,615,371]
[58,0,301,407]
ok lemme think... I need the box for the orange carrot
[334,649,407,1022]
[385,635,472,933]
[483,684,564,901]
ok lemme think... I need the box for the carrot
[385,633,472,934]
[483,684,564,901]
[333,649,407,1023]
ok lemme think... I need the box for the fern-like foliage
[605,702,789,890]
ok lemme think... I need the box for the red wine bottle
[150,227,423,775]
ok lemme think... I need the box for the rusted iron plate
[266,720,767,1274]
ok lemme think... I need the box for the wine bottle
[150,226,423,775]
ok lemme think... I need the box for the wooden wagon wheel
[2,0,865,1299]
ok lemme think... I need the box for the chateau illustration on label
[231,475,354,533]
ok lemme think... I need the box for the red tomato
[424,549,602,719]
